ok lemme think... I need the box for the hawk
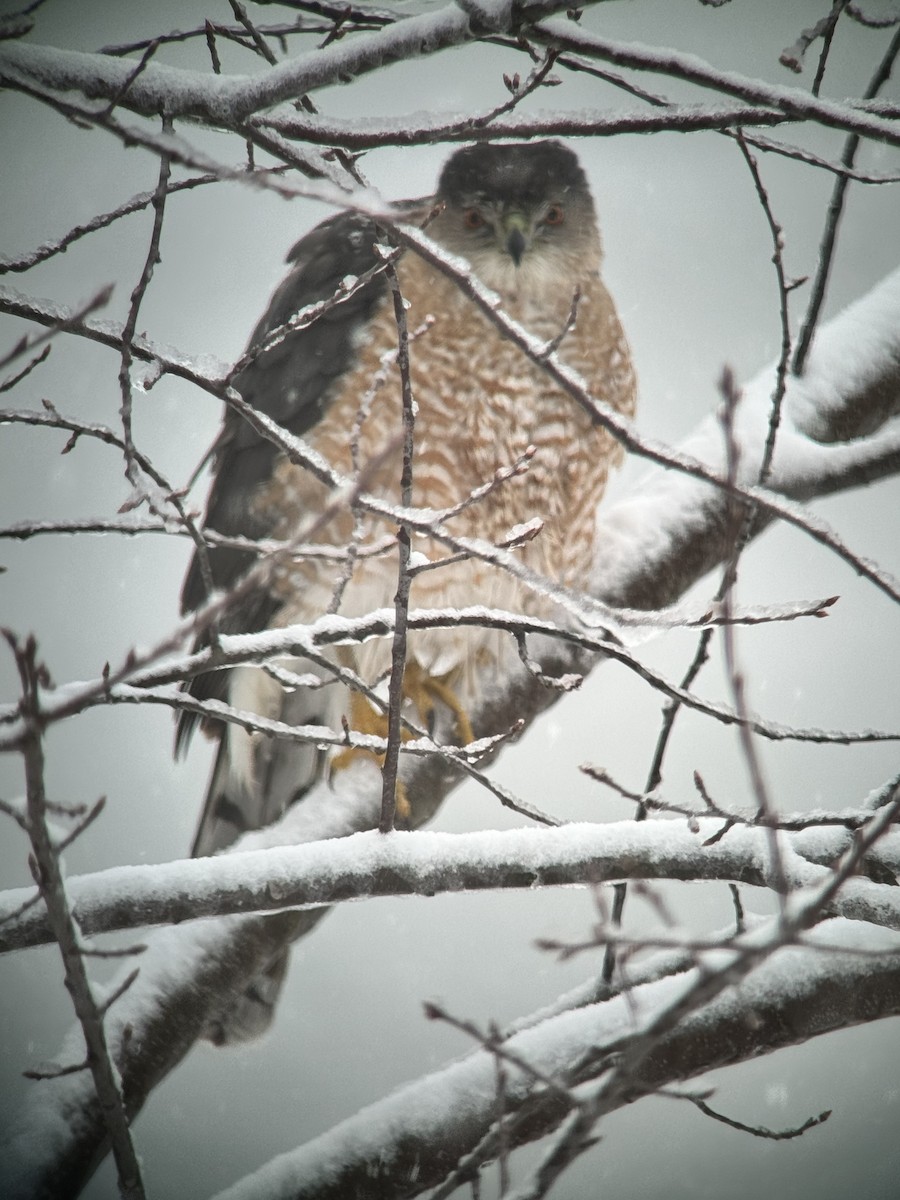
[179,140,636,1040]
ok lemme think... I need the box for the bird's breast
[254,245,635,688]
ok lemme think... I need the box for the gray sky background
[1,1,899,1197]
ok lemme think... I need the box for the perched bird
[179,140,636,1040]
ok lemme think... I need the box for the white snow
[207,917,900,1200]
[3,817,898,954]
[593,266,900,602]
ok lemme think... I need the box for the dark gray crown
[437,141,589,209]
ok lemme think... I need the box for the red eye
[544,204,565,226]
[463,209,485,230]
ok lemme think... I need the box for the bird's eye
[543,204,565,226]
[463,209,485,230]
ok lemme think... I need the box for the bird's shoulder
[228,199,433,442]
[179,202,429,617]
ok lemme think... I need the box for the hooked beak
[502,212,529,266]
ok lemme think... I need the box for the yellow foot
[402,660,475,747]
[330,663,474,823]
[330,690,413,822]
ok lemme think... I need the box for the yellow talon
[330,690,414,822]
[329,662,474,824]
[405,663,475,747]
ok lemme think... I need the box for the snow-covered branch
[2,8,899,145]
[3,817,899,955]
[592,267,900,609]
[530,17,900,147]
[0,1,573,126]
[204,921,900,1200]
[259,102,796,145]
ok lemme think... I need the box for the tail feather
[203,937,293,1047]
[191,660,338,1043]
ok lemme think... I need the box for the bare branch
[380,257,415,832]
[668,1089,831,1140]
[530,15,900,146]
[8,635,146,1199]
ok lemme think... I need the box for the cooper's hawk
[179,140,636,1040]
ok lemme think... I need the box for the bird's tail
[192,661,338,1043]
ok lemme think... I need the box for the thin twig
[779,1,847,83]
[424,1003,580,1110]
[793,19,900,373]
[9,634,146,1199]
[718,367,789,902]
[0,344,50,391]
[0,168,291,276]
[664,1088,831,1139]
[733,131,794,485]
[811,3,848,97]
[229,0,279,64]
[583,763,900,840]
[0,286,113,372]
[97,39,161,120]
[379,256,415,832]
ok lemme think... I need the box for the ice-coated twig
[9,635,146,1199]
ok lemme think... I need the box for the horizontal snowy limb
[260,102,798,145]
[207,920,900,1200]
[2,819,899,954]
[2,11,899,146]
[0,1,570,124]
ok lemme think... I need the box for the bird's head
[432,140,601,292]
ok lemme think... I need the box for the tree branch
[2,814,898,954]
[202,921,900,1200]
[0,2,575,125]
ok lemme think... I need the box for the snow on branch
[592,266,900,610]
[8,598,892,756]
[2,3,899,150]
[259,102,798,146]
[531,17,900,148]
[0,1,571,125]
[206,920,900,1200]
[2,817,899,955]
[200,794,900,1200]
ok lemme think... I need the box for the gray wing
[180,210,396,870]
[176,211,390,758]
